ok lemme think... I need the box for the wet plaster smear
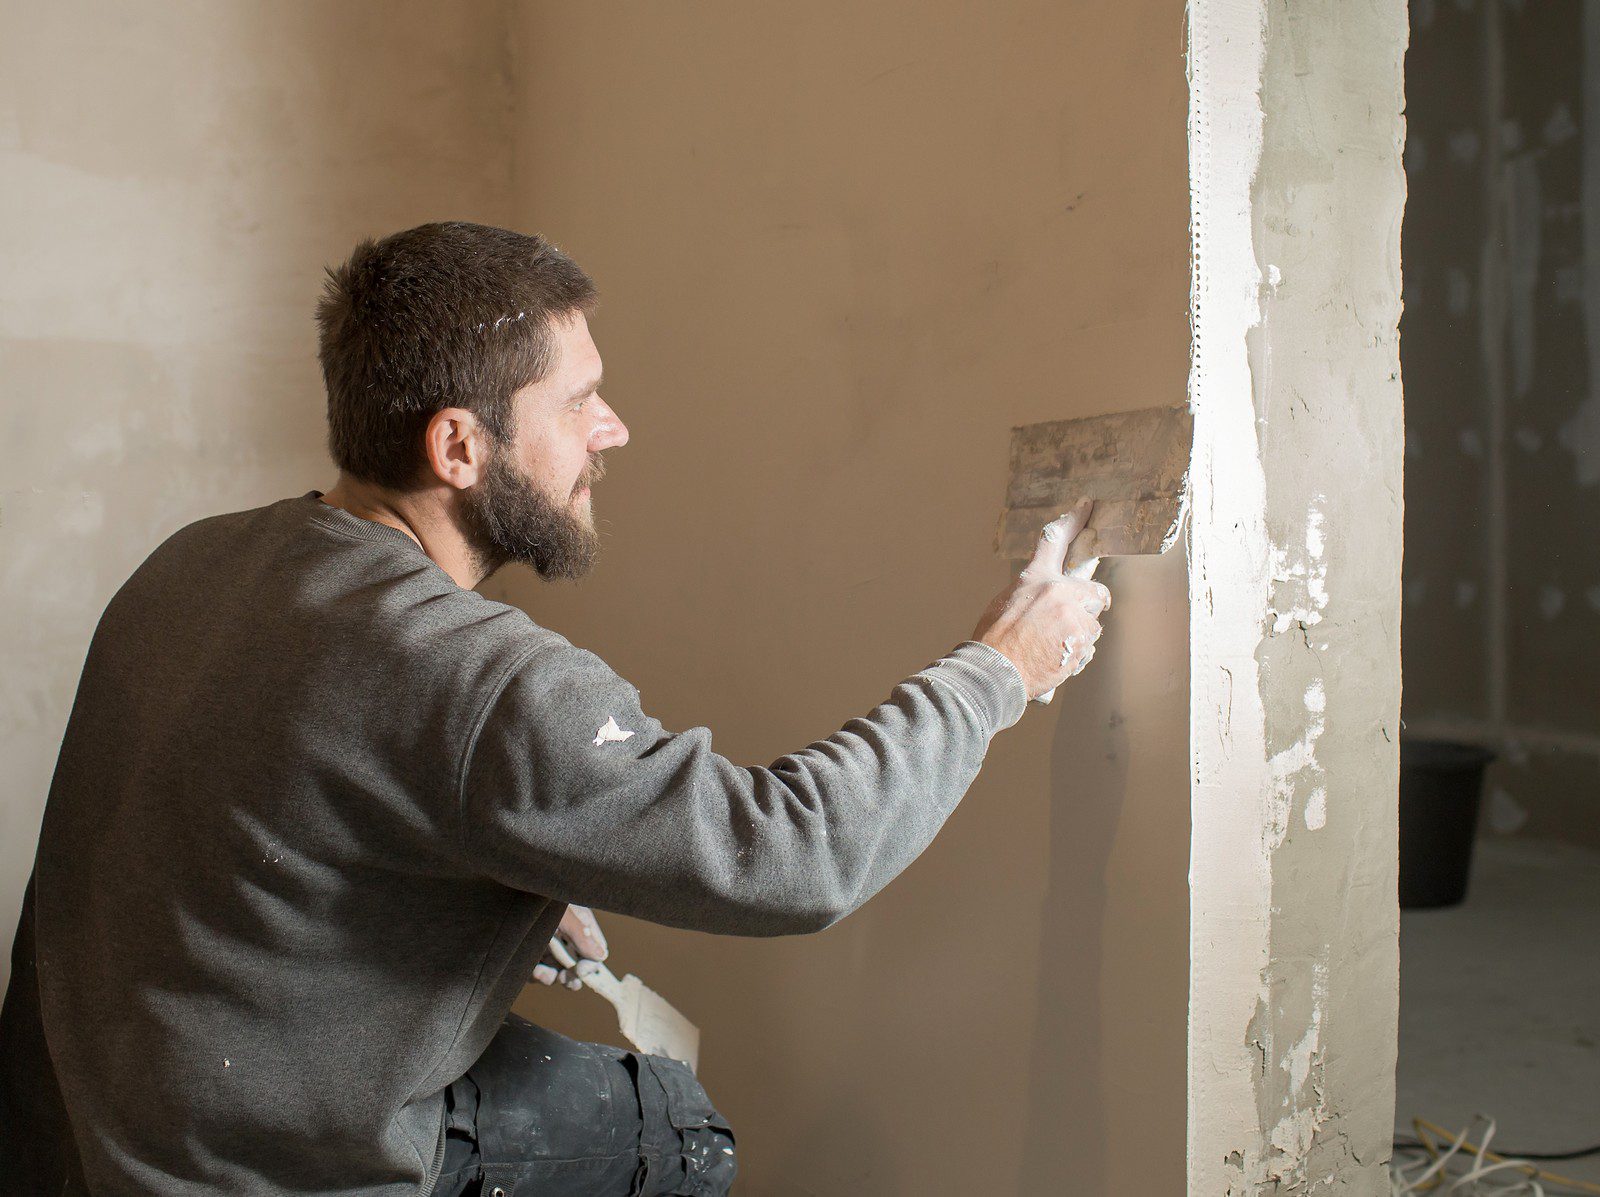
[1188,1,1407,1192]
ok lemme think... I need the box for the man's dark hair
[317,221,598,488]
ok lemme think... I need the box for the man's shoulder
[120,494,569,669]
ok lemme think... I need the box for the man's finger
[1027,499,1094,578]
[532,962,559,986]
[558,904,609,961]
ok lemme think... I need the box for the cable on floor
[1394,1137,1600,1165]
[1389,1116,1600,1195]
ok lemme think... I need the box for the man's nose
[588,397,629,451]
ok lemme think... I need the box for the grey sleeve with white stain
[458,640,1027,936]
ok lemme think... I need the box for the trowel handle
[1033,556,1101,705]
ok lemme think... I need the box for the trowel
[995,404,1192,701]
[549,936,701,1072]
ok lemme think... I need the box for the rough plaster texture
[497,3,1191,1191]
[1188,0,1406,1192]
[0,0,517,995]
[1401,0,1600,846]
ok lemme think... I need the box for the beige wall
[501,4,1192,1191]
[5,4,1193,1189]
[0,0,516,992]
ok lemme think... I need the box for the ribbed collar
[297,491,431,559]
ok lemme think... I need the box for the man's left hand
[531,904,610,990]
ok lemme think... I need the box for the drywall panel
[1402,0,1600,839]
[0,0,516,994]
[1399,0,1494,723]
[1187,0,1406,1192]
[500,3,1191,1192]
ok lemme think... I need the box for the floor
[1396,835,1600,1184]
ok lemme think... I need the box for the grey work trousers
[429,1014,737,1197]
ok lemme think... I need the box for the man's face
[460,312,628,580]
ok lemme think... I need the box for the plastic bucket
[1398,738,1495,909]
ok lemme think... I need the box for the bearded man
[0,222,1109,1197]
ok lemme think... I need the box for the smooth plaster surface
[1187,0,1406,1191]
[0,0,517,995]
[496,3,1192,1192]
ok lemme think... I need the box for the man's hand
[972,497,1110,700]
[531,904,610,990]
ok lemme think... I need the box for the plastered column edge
[1187,0,1407,1192]
[1186,0,1274,1189]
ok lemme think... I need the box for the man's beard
[461,446,605,582]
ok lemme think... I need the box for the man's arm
[459,638,1026,936]
[459,503,1108,937]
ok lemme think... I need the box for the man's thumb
[1026,498,1094,576]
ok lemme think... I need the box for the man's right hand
[972,498,1110,700]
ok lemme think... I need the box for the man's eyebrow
[565,373,602,403]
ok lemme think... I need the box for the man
[0,222,1109,1196]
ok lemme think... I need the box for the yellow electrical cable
[1411,1118,1600,1196]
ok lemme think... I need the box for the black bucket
[1399,739,1496,909]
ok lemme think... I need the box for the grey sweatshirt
[17,493,1027,1196]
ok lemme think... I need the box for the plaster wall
[498,3,1192,1192]
[1187,0,1406,1192]
[0,0,517,994]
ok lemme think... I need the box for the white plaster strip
[1185,0,1272,1189]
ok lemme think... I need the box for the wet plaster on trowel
[1188,1,1406,1193]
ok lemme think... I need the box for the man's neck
[318,474,487,590]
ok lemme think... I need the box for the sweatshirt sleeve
[457,640,1028,936]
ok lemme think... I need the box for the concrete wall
[1402,0,1600,845]
[499,3,1192,1192]
[0,0,516,994]
[1187,0,1406,1191]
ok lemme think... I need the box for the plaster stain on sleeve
[592,716,635,747]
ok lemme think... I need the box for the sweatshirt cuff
[921,642,1030,733]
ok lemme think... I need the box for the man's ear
[422,408,487,490]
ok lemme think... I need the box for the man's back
[28,494,563,1195]
[8,491,1036,1196]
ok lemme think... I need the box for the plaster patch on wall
[1267,500,1330,638]
[1303,788,1327,831]
[1507,153,1542,399]
[1266,678,1327,849]
[1267,966,1329,1168]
